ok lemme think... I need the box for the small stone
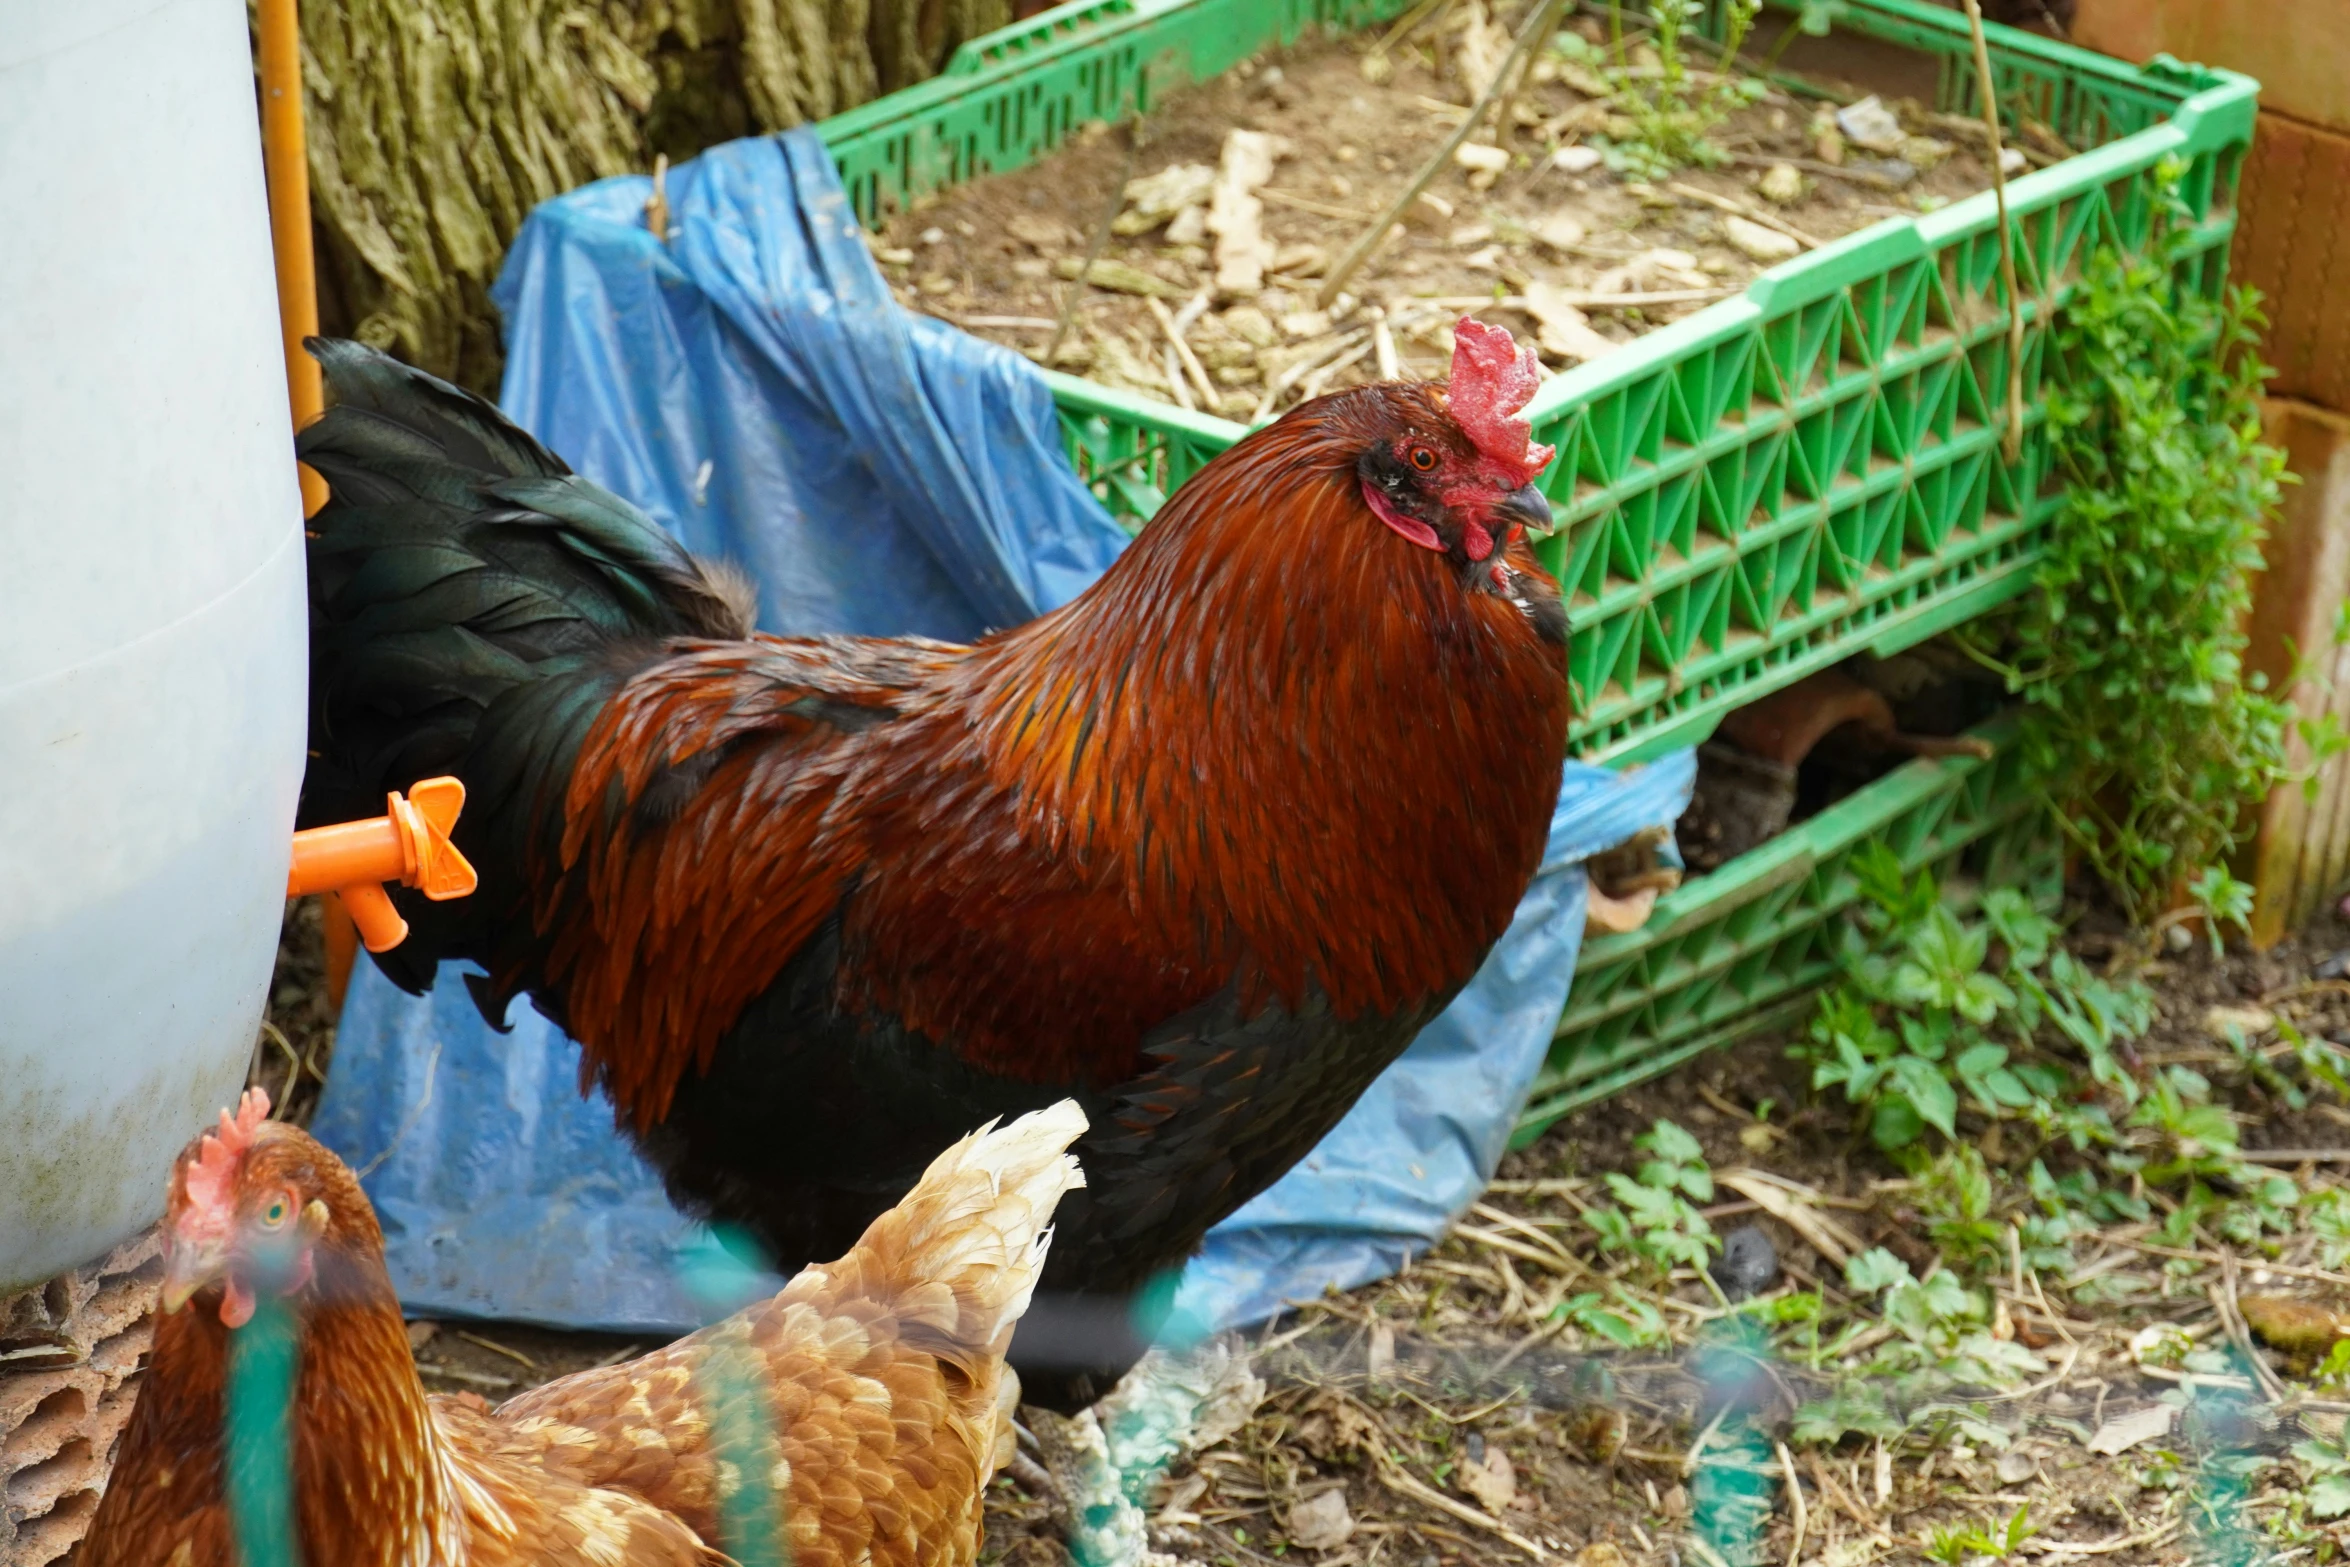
[2206,1003,2277,1038]
[1722,216,1801,263]
[1367,1320,1396,1380]
[1553,145,1604,174]
[1757,162,1805,204]
[2316,948,2350,980]
[1534,212,1589,252]
[874,247,915,266]
[405,1319,439,1349]
[2001,147,2029,177]
[1277,309,1333,339]
[1220,305,1279,348]
[2166,921,2195,952]
[917,272,956,295]
[1836,94,1907,153]
[1899,134,1954,171]
[1449,222,1496,248]
[1007,212,1073,250]
[1403,190,1456,230]
[1286,1488,1356,1550]
[917,226,946,245]
[1708,1224,1781,1301]
[1661,1483,1691,1518]
[1814,127,1847,165]
[1454,142,1511,175]
[1268,242,1327,277]
[1575,1546,1631,1567]
[1336,144,1360,162]
[1995,1449,2039,1485]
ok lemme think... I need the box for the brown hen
[79,1089,1086,1567]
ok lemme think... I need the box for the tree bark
[262,0,1013,393]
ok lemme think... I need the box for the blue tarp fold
[310,128,1694,1337]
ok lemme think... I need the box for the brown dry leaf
[1561,1404,1628,1463]
[1116,163,1217,236]
[1449,0,1515,101]
[1590,247,1709,295]
[1715,1169,1867,1264]
[2086,1403,2175,1456]
[1052,258,1183,298]
[1458,1447,1519,1514]
[1574,1546,1631,1567]
[1287,1487,1357,1550]
[1522,281,1618,365]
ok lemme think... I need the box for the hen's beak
[1495,482,1554,539]
[159,1235,227,1314]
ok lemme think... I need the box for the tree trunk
[264,0,1014,394]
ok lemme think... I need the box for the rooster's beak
[1495,483,1553,539]
[159,1235,228,1314]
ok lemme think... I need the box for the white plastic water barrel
[0,0,307,1289]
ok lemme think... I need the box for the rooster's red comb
[181,1087,272,1224]
[1447,317,1555,483]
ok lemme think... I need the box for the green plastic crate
[1512,712,2061,1144]
[818,0,2254,766]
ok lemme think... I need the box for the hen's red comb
[1448,317,1555,482]
[181,1087,271,1225]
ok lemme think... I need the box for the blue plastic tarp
[310,127,1695,1337]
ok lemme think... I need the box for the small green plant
[1974,160,2347,923]
[1576,0,1766,178]
[1794,847,2146,1153]
[1585,1119,1719,1275]
[1842,1248,2043,1392]
[1550,1287,1671,1349]
[2291,1431,2350,1518]
[1927,1505,2038,1564]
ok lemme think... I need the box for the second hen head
[159,1088,378,1329]
[1321,316,1558,579]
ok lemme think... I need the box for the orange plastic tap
[287,778,478,953]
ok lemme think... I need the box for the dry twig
[1318,0,1570,308]
[1958,0,2027,462]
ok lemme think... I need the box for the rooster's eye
[1407,445,1438,473]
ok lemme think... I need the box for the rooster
[299,318,1571,1408]
[79,1088,1086,1566]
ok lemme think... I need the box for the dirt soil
[875,7,2022,423]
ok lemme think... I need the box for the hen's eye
[260,1197,290,1229]
[1407,445,1438,473]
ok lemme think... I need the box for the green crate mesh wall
[1511,714,2061,1144]
[818,1,2256,769]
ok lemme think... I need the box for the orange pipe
[256,0,325,517]
[288,780,479,955]
[256,0,355,992]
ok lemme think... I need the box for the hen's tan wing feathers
[495,1103,1086,1565]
